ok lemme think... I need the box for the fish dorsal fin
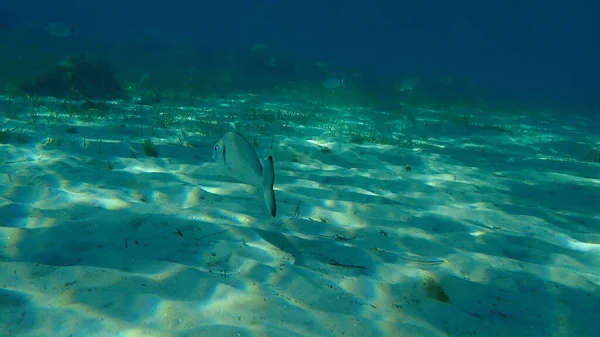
[262,156,277,217]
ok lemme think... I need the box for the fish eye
[214,144,219,152]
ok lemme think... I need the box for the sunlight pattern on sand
[1,93,599,337]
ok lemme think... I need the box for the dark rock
[22,53,126,100]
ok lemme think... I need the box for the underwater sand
[0,95,599,337]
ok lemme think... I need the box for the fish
[45,22,75,38]
[212,132,277,217]
[322,77,345,89]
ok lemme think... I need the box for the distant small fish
[213,132,277,217]
[399,77,419,92]
[322,77,345,89]
[45,22,74,38]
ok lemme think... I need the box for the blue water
[0,2,598,337]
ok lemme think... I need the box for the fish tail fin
[262,156,277,217]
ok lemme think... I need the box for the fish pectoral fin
[262,155,277,217]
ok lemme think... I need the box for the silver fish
[213,132,277,217]
[45,23,75,38]
[322,77,345,89]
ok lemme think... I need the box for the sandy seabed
[0,95,598,337]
